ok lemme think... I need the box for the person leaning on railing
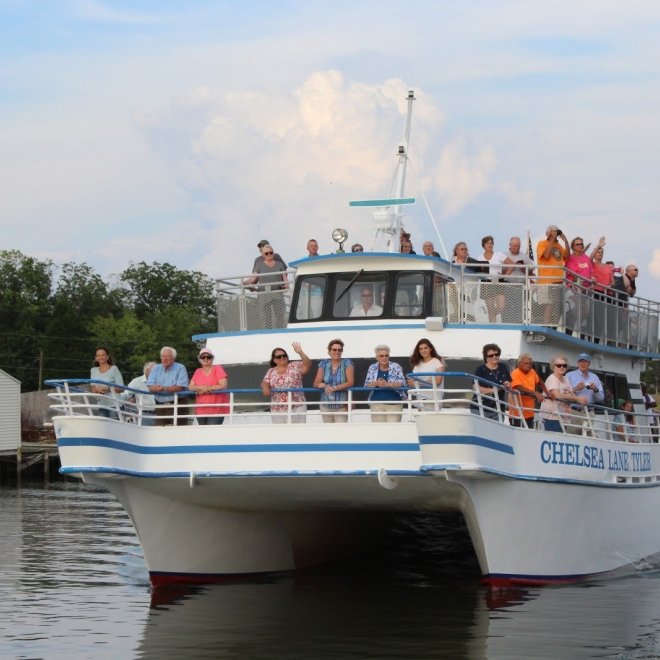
[508,354,549,428]
[313,338,355,423]
[147,346,190,426]
[189,348,229,425]
[472,344,511,421]
[364,344,406,423]
[539,356,587,433]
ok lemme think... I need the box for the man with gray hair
[147,347,189,426]
[504,236,535,279]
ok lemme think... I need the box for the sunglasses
[263,251,274,256]
[330,348,343,352]
[486,352,501,358]
[199,355,213,360]
[273,354,288,359]
[555,363,568,368]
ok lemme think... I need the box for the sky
[1,0,659,301]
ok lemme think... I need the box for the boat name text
[540,441,652,472]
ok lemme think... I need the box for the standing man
[566,353,605,437]
[504,236,535,280]
[147,347,190,426]
[509,354,549,428]
[536,225,570,325]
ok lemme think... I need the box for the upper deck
[211,253,659,356]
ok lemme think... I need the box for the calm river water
[1,479,660,659]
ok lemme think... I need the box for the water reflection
[2,481,660,659]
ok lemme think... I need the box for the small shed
[0,368,21,451]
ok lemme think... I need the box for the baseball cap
[198,348,214,358]
[577,353,591,362]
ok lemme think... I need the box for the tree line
[0,250,218,392]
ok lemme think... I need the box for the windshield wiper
[335,269,364,303]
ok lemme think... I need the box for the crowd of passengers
[88,343,657,441]
[245,229,641,306]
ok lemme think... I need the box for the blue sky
[1,0,659,300]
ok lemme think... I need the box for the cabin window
[432,275,447,317]
[294,275,326,320]
[393,273,424,317]
[333,274,387,318]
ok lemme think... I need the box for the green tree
[118,261,216,325]
[0,250,54,390]
[43,262,122,382]
[89,311,158,380]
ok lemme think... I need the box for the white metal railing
[214,266,659,352]
[45,376,659,445]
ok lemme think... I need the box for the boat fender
[378,467,398,490]
[189,472,198,489]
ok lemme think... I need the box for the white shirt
[121,375,156,411]
[350,304,383,317]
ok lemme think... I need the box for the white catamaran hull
[56,409,660,585]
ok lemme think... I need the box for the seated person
[350,287,383,317]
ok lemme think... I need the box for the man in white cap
[567,353,606,437]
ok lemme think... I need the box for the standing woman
[407,338,445,408]
[90,346,124,417]
[189,348,229,425]
[364,344,406,422]
[472,343,511,420]
[313,338,355,423]
[479,235,512,321]
[261,342,312,423]
[539,356,587,432]
[590,238,613,343]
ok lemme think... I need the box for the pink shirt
[190,365,229,415]
[565,253,593,288]
[592,262,613,293]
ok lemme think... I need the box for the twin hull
[55,410,660,585]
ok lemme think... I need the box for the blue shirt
[566,369,604,407]
[147,362,189,403]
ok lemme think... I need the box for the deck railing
[46,375,658,445]
[214,266,659,352]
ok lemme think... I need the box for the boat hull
[55,407,660,585]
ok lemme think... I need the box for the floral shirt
[263,361,306,412]
[364,361,406,400]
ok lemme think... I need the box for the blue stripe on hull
[419,435,515,455]
[58,437,419,454]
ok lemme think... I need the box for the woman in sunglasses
[313,338,355,423]
[189,348,229,425]
[243,243,289,327]
[540,356,588,432]
[472,343,511,420]
[261,342,312,423]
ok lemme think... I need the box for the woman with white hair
[364,344,406,422]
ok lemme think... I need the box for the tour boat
[49,92,660,587]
